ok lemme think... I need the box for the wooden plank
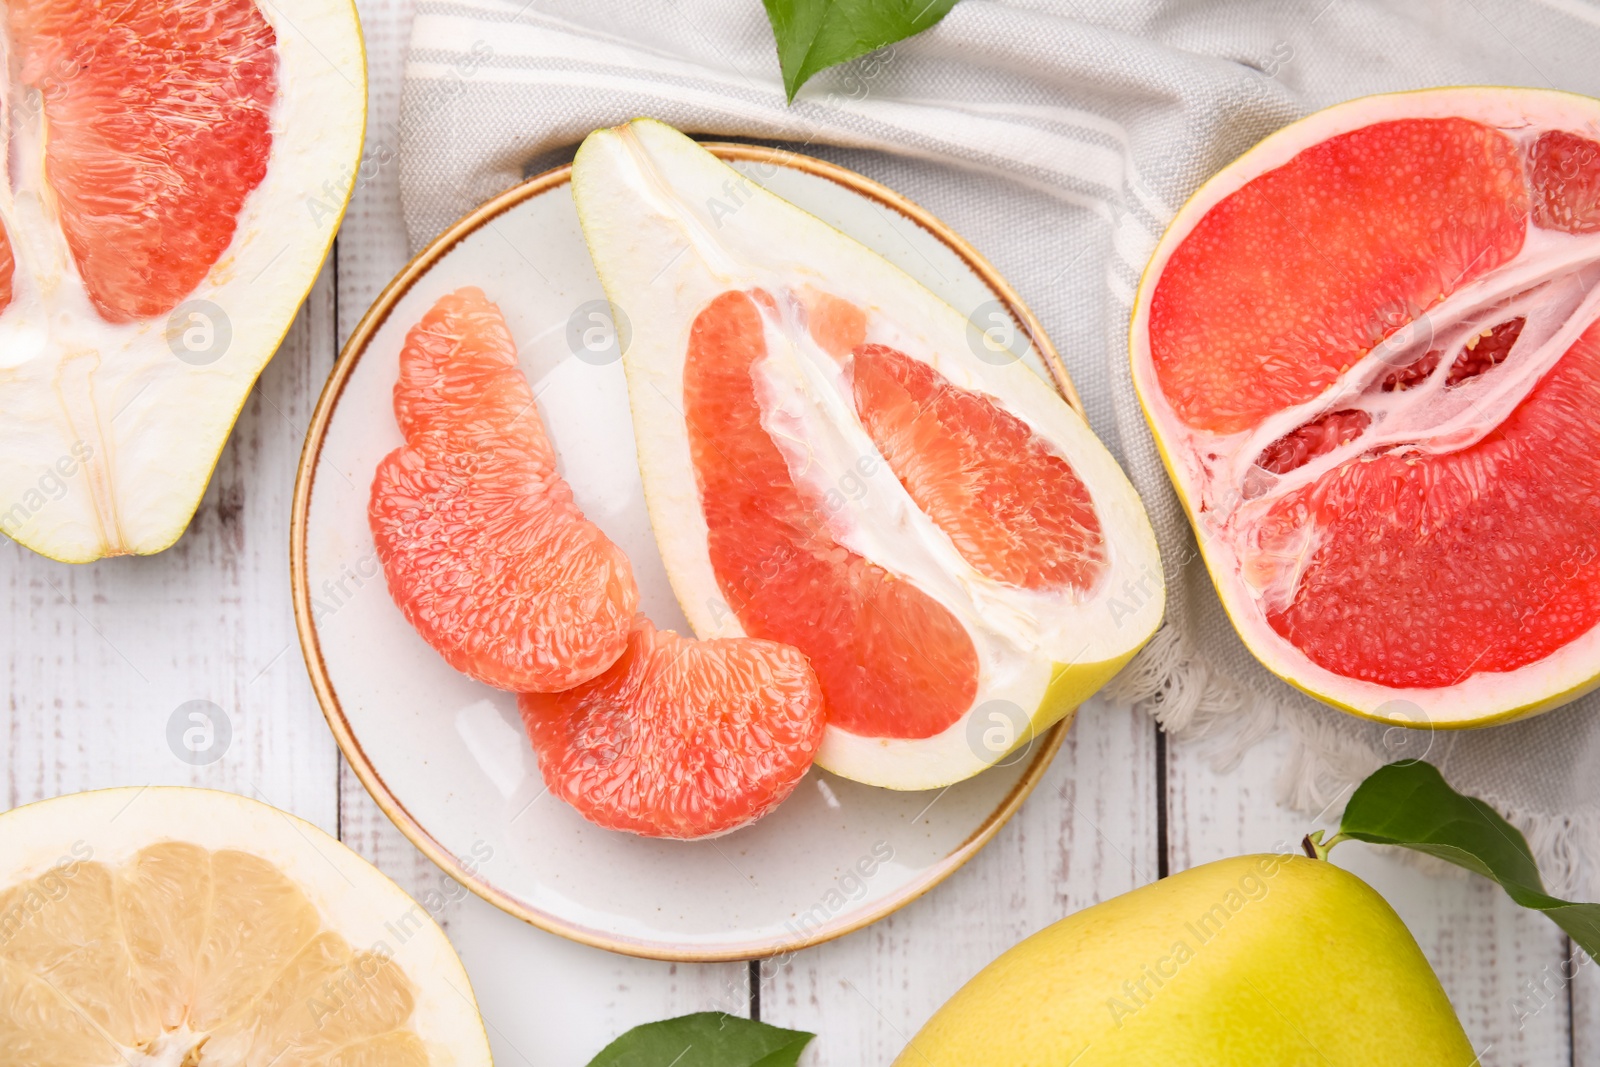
[329,4,748,1060]
[1575,953,1599,1067]
[3,265,341,834]
[1167,727,1574,1065]
[759,697,1160,1064]
[337,0,416,346]
[337,766,748,1064]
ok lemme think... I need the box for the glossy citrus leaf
[586,1012,815,1066]
[761,0,959,101]
[1330,760,1600,960]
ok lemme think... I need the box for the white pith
[1130,87,1600,726]
[574,119,1164,789]
[0,787,492,1067]
[0,0,365,562]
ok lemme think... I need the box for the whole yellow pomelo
[896,854,1474,1065]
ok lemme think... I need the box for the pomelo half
[1132,87,1600,727]
[0,787,491,1066]
[0,0,365,562]
[573,120,1164,790]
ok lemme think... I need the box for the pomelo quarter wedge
[575,120,1164,790]
[1132,87,1600,727]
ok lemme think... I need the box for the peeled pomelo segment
[0,789,490,1067]
[1149,117,1530,435]
[1530,130,1600,233]
[392,287,555,464]
[370,287,638,692]
[686,289,979,740]
[851,342,1108,592]
[1132,87,1600,725]
[573,118,1164,789]
[9,0,277,322]
[519,615,826,839]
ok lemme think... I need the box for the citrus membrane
[1132,87,1600,725]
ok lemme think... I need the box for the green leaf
[761,0,960,102]
[1336,760,1600,960]
[586,1012,815,1067]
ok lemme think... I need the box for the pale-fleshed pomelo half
[0,787,491,1067]
[573,120,1165,790]
[0,0,364,562]
[1132,87,1600,727]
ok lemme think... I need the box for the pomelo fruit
[373,288,825,837]
[1132,87,1600,727]
[520,615,826,839]
[0,787,492,1066]
[0,0,364,562]
[896,854,1474,1066]
[370,287,638,692]
[572,119,1164,791]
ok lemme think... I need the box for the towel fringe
[1107,626,1600,899]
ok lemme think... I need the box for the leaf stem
[1301,830,1349,862]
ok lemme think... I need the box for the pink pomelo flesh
[684,287,1109,740]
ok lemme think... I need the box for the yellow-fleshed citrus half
[0,787,491,1066]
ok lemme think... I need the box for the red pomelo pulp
[371,288,825,838]
[0,0,363,563]
[1132,87,1600,726]
[685,288,1108,741]
[370,287,638,693]
[520,616,825,839]
[12,0,277,322]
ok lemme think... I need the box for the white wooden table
[5,2,1597,1063]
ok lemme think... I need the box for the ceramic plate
[292,144,1080,961]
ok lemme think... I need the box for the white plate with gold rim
[291,143,1078,962]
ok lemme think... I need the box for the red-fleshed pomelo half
[574,119,1164,789]
[370,287,638,692]
[1132,87,1600,727]
[519,616,825,839]
[0,0,364,562]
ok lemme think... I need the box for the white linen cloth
[397,0,1600,894]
